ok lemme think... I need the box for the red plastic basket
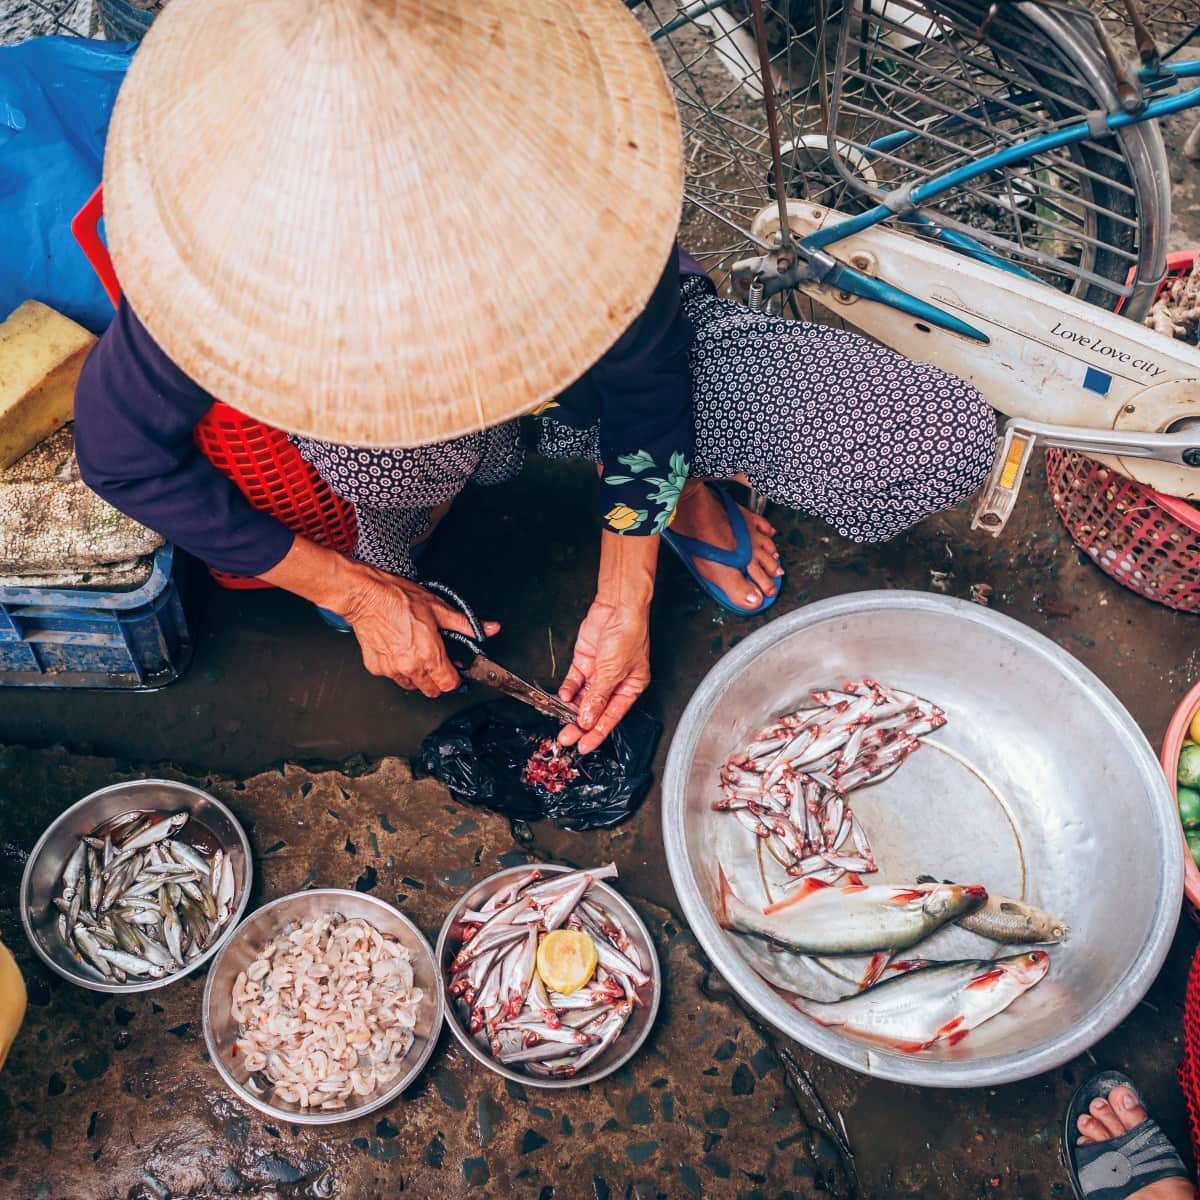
[1046,250,1200,613]
[71,186,357,588]
[1180,940,1200,1166]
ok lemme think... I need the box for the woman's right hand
[339,566,499,697]
[258,535,497,697]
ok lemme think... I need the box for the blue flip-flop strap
[662,486,752,570]
[1073,1119,1188,1199]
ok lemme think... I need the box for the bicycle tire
[643,0,1163,314]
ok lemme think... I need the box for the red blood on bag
[521,738,581,794]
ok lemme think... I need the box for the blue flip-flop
[662,484,782,617]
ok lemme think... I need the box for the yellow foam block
[0,301,96,469]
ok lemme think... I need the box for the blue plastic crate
[0,544,194,688]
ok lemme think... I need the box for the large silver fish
[715,867,987,955]
[916,876,1068,944]
[793,951,1050,1052]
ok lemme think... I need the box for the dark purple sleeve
[74,301,295,577]
[590,243,696,536]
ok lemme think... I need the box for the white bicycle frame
[739,199,1200,531]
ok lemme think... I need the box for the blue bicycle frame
[793,59,1200,342]
[646,0,1200,344]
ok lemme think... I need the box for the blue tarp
[0,36,133,333]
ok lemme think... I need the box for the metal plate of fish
[663,591,1182,1086]
[436,865,661,1088]
[20,779,252,993]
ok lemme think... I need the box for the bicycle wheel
[640,0,1166,314]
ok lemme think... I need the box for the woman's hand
[258,535,496,697]
[340,566,498,696]
[557,529,658,754]
[557,599,651,754]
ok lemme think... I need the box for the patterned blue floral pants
[293,277,995,579]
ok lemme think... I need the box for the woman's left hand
[557,598,651,754]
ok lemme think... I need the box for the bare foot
[1076,1085,1192,1200]
[668,480,783,611]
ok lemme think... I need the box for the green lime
[1179,786,1200,830]
[1180,745,1200,789]
[1187,829,1200,868]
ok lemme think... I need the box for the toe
[1089,1097,1126,1139]
[747,558,777,598]
[1077,1113,1105,1144]
[755,550,782,588]
[1108,1086,1148,1131]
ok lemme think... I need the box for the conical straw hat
[103,0,683,446]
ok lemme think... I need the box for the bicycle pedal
[971,427,1038,536]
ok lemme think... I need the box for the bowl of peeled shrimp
[436,863,660,1088]
[663,590,1182,1088]
[202,890,444,1123]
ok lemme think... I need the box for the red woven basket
[71,186,357,588]
[1046,251,1200,613]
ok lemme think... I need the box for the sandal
[662,483,781,617]
[1063,1070,1189,1200]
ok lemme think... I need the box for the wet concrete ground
[4,463,1200,1200]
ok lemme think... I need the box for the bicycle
[637,0,1200,529]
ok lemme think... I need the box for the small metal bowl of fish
[202,889,443,1124]
[436,864,660,1088]
[663,591,1182,1087]
[20,779,251,994]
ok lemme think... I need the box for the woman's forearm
[257,535,363,612]
[596,529,658,608]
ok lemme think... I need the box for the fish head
[921,883,988,921]
[1001,950,1051,987]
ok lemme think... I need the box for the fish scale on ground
[50,809,236,982]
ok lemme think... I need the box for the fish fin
[947,1030,971,1046]
[857,951,893,992]
[886,958,929,976]
[763,878,830,913]
[964,968,1006,991]
[997,901,1024,915]
[845,873,865,887]
[936,1016,965,1038]
[715,864,735,928]
[887,888,932,904]
[915,875,937,885]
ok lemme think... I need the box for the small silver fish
[916,876,1068,944]
[118,811,189,851]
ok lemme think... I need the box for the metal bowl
[20,779,252,994]
[202,889,444,1124]
[436,865,661,1088]
[663,591,1182,1087]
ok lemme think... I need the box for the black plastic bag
[420,701,661,831]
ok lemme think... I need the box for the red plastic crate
[1046,250,1200,613]
[72,185,357,588]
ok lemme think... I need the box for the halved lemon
[536,929,597,995]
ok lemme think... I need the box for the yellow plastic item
[1189,708,1200,746]
[0,938,26,1072]
[536,929,597,996]
[0,301,95,469]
